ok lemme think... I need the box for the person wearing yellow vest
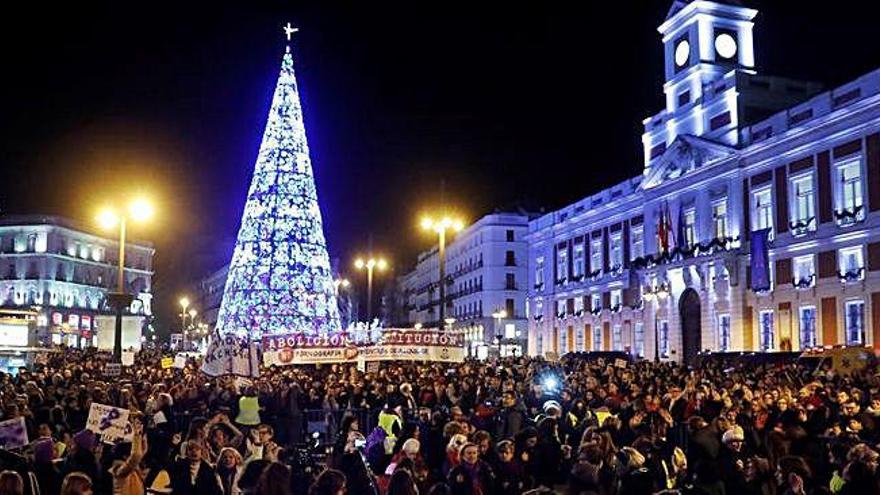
[378,407,403,454]
[236,388,261,426]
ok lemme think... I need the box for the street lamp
[179,298,190,350]
[421,215,465,329]
[643,282,669,362]
[354,257,388,323]
[96,197,154,362]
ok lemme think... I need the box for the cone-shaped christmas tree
[215,41,341,338]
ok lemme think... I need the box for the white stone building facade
[0,215,154,348]
[399,212,531,356]
[527,1,880,362]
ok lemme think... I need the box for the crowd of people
[0,347,876,494]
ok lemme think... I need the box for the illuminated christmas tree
[215,29,340,338]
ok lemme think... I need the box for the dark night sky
[1,1,878,328]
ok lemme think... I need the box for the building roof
[0,214,154,249]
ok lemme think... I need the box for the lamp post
[355,257,387,323]
[643,283,669,362]
[421,216,464,329]
[97,198,153,362]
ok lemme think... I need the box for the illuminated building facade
[0,215,154,348]
[398,212,531,357]
[526,0,880,361]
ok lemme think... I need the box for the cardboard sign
[614,358,628,369]
[121,351,135,366]
[105,363,122,377]
[86,403,133,443]
[366,361,380,374]
[356,356,366,373]
[160,357,173,369]
[173,354,187,369]
[0,417,28,449]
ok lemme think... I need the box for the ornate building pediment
[642,134,736,189]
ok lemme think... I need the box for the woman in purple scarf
[447,443,495,495]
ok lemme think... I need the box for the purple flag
[750,228,771,292]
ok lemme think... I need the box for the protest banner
[0,417,28,449]
[86,403,133,443]
[262,329,465,366]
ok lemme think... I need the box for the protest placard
[121,351,135,366]
[614,358,628,369]
[105,363,121,377]
[160,357,173,369]
[0,417,28,449]
[173,354,187,369]
[86,403,133,443]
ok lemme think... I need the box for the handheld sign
[173,354,187,369]
[121,351,135,366]
[614,358,627,369]
[86,403,133,443]
[160,357,173,369]
[0,417,28,449]
[105,363,122,377]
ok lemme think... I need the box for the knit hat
[401,438,420,456]
[73,429,96,452]
[722,426,745,443]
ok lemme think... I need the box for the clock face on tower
[715,32,737,59]
[674,39,690,67]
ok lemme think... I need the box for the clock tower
[642,1,758,171]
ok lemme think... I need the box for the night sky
[1,2,878,328]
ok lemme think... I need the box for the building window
[717,314,731,351]
[573,244,584,279]
[612,324,622,351]
[505,273,516,290]
[838,246,865,282]
[633,322,645,358]
[591,294,601,313]
[505,250,516,266]
[790,174,816,235]
[835,158,865,225]
[556,300,566,319]
[506,229,515,242]
[556,247,567,282]
[575,326,584,350]
[590,239,603,274]
[592,326,603,351]
[845,300,865,345]
[683,208,696,247]
[630,226,644,261]
[799,306,817,349]
[793,255,815,289]
[659,320,669,358]
[535,299,543,319]
[535,257,545,288]
[712,199,728,239]
[753,188,774,237]
[574,297,584,316]
[610,289,622,311]
[760,310,775,351]
[610,234,623,271]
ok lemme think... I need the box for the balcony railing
[834,205,865,227]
